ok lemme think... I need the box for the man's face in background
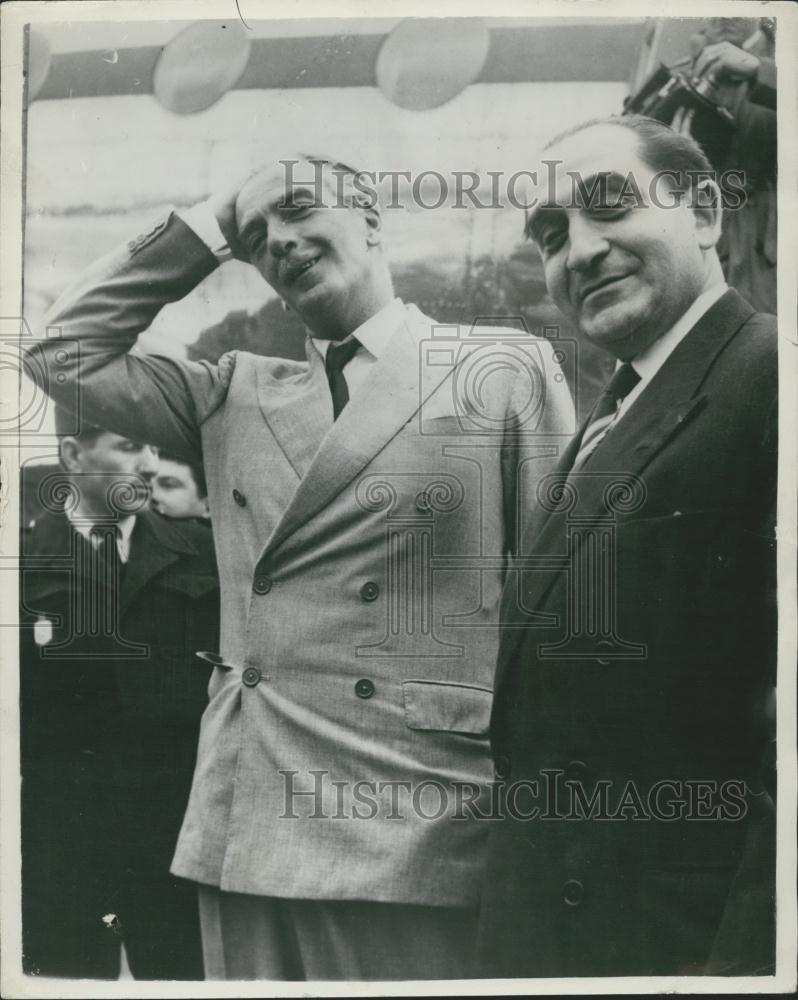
[61,432,158,515]
[151,457,209,520]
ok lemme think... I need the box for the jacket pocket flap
[402,680,493,736]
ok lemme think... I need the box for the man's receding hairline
[244,155,362,202]
[543,120,643,157]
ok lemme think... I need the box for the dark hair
[158,451,207,500]
[544,114,714,194]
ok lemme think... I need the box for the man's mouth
[579,274,629,303]
[283,256,320,287]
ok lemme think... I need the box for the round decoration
[376,18,490,111]
[154,20,252,115]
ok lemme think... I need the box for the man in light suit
[474,116,777,977]
[28,155,574,979]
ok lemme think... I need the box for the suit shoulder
[140,513,217,566]
[231,350,309,380]
[23,511,68,553]
[726,310,778,368]
[709,310,778,413]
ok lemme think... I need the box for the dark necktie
[87,524,124,636]
[89,524,123,585]
[571,362,641,471]
[325,338,361,420]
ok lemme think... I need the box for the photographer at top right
[691,16,776,314]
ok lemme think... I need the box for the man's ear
[59,436,83,473]
[691,178,723,250]
[361,202,383,248]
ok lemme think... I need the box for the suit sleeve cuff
[179,203,233,262]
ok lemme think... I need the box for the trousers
[198,887,477,981]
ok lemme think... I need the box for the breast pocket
[402,679,493,737]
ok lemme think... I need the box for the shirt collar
[312,298,406,361]
[628,283,728,382]
[66,506,137,551]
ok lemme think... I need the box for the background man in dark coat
[20,414,220,979]
[475,115,777,977]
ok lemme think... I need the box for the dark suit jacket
[474,289,777,977]
[20,508,219,976]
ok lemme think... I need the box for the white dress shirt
[615,283,728,423]
[66,508,136,563]
[311,297,410,400]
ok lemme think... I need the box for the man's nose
[137,446,159,478]
[566,214,610,272]
[268,221,297,260]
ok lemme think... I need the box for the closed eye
[588,201,632,220]
[538,223,568,255]
[244,226,268,256]
[279,201,313,220]
[527,206,567,255]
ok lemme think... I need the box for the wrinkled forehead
[239,158,340,210]
[526,124,650,223]
[88,430,136,450]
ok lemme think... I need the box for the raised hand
[207,172,255,262]
[693,41,760,84]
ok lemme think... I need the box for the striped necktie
[570,363,641,471]
[325,337,361,420]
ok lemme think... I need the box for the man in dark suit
[474,115,777,977]
[20,413,220,979]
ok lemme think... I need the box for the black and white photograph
[1,1,796,995]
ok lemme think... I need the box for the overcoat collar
[23,509,199,613]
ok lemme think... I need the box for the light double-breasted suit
[31,213,575,908]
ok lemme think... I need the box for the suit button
[355,678,375,699]
[493,754,511,779]
[563,879,584,907]
[232,489,247,507]
[359,581,379,602]
[242,666,261,687]
[253,575,272,595]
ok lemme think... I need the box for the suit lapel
[260,307,459,557]
[254,340,332,481]
[576,288,754,488]
[505,288,756,648]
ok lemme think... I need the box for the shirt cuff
[179,202,233,262]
